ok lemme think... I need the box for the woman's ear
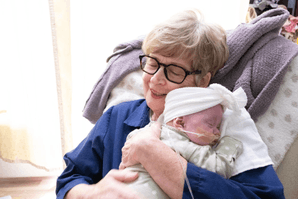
[173,117,185,130]
[198,72,211,88]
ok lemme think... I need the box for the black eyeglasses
[139,55,201,84]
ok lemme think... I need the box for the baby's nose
[214,128,220,136]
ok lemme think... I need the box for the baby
[123,84,246,199]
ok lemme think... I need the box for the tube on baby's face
[181,105,223,146]
[183,128,220,146]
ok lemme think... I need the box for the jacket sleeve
[183,163,285,199]
[55,108,112,199]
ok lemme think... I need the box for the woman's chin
[146,98,165,115]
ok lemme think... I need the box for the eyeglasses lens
[141,56,186,83]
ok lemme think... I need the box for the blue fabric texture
[183,163,284,199]
[56,99,284,199]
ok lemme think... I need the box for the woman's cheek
[142,73,150,96]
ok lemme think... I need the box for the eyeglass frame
[139,54,202,84]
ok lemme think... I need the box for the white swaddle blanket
[159,84,273,176]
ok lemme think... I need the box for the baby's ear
[173,117,185,129]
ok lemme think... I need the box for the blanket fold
[83,8,298,124]
[211,8,298,120]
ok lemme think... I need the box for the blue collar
[124,99,150,128]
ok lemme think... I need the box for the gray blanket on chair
[83,8,298,124]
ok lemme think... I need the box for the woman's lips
[150,89,166,99]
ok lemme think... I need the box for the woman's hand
[120,121,187,199]
[65,169,142,199]
[119,122,161,169]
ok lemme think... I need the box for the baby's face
[182,105,223,145]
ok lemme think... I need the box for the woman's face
[143,53,198,119]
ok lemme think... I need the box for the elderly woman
[56,10,284,199]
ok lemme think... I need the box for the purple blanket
[83,8,298,124]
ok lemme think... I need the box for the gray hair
[142,9,229,85]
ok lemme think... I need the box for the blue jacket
[56,99,285,199]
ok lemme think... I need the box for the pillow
[255,55,298,169]
[104,69,144,112]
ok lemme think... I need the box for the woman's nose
[150,67,166,85]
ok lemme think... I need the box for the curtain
[0,0,71,173]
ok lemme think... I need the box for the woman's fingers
[108,169,139,182]
[119,162,125,170]
[93,169,141,199]
[66,169,141,199]
[120,122,162,169]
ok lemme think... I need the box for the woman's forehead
[150,53,191,69]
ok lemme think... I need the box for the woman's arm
[57,124,142,199]
[120,122,187,199]
[56,100,148,199]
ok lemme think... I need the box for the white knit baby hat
[160,83,248,124]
